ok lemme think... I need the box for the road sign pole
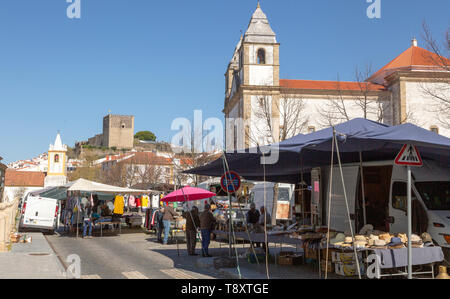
[407,165,412,279]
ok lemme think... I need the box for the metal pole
[359,152,367,226]
[407,166,412,279]
[228,191,232,257]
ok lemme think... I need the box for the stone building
[85,114,135,149]
[224,4,450,149]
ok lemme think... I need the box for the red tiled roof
[123,152,172,166]
[369,45,450,82]
[5,169,45,187]
[280,79,386,91]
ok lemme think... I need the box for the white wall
[405,81,450,137]
[2,186,42,203]
[250,95,272,147]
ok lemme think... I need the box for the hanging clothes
[136,196,141,208]
[141,195,149,210]
[113,195,125,215]
[129,195,136,208]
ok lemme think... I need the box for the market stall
[59,178,155,237]
[185,119,450,279]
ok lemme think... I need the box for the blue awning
[185,119,450,184]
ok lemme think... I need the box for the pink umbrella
[161,186,216,203]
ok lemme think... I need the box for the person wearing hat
[183,206,200,256]
[199,204,216,257]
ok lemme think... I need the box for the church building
[44,133,68,187]
[224,4,450,149]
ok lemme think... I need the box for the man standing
[82,199,93,239]
[162,204,179,245]
[246,203,260,228]
[199,204,216,257]
[256,206,271,251]
[183,206,200,256]
[155,207,165,243]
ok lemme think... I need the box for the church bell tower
[45,133,68,187]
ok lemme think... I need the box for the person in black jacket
[182,206,200,256]
[155,207,165,243]
[82,200,93,239]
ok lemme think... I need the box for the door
[23,196,57,229]
[356,166,392,232]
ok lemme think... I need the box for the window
[257,48,266,64]
[54,154,59,163]
[430,126,439,134]
[415,181,450,210]
[391,182,417,212]
[308,126,316,134]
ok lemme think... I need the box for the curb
[42,233,68,278]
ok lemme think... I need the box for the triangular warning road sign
[395,144,423,166]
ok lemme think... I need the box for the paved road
[46,229,221,279]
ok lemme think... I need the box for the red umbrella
[161,186,216,203]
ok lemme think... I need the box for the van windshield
[415,181,450,210]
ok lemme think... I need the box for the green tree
[134,131,156,141]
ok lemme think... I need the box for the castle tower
[45,133,68,187]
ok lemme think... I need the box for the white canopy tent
[67,178,155,194]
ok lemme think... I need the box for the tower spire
[244,1,277,43]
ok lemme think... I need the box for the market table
[364,247,444,279]
[97,217,122,237]
[330,246,444,279]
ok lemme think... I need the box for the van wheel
[47,229,55,235]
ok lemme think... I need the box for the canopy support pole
[262,154,270,279]
[221,151,242,279]
[333,129,362,279]
[407,166,412,279]
[325,130,336,280]
[359,151,367,226]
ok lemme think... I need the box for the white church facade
[224,4,450,149]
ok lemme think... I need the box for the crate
[334,262,365,277]
[247,253,274,264]
[320,249,334,261]
[331,251,363,263]
[320,260,334,273]
[305,248,318,260]
[277,254,304,266]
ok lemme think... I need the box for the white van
[320,160,450,249]
[19,193,60,234]
[249,182,295,222]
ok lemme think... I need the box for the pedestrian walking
[182,206,200,256]
[82,198,93,239]
[199,204,216,257]
[162,204,179,245]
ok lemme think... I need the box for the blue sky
[0,0,448,163]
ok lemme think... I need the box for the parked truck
[317,160,450,251]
